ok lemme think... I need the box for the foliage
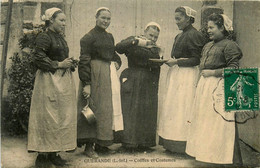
[5,24,44,135]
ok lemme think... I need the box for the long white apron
[186,76,235,164]
[110,62,124,131]
[28,69,77,152]
[158,65,199,141]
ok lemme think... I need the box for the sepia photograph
[1,0,260,167]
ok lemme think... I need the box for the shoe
[137,146,154,153]
[117,146,136,154]
[84,144,99,159]
[35,154,56,168]
[95,144,116,154]
[48,153,67,167]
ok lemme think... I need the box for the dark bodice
[171,25,206,67]
[200,39,243,70]
[78,26,121,86]
[34,29,69,73]
[115,36,161,70]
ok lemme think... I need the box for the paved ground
[1,135,260,168]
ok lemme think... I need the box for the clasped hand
[59,57,79,69]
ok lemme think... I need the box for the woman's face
[175,12,190,30]
[50,13,66,33]
[96,10,111,29]
[207,21,224,41]
[144,27,159,44]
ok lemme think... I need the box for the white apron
[110,62,124,131]
[186,76,235,164]
[28,69,77,152]
[158,65,199,141]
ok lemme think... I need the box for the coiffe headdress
[41,7,62,21]
[181,6,196,18]
[95,7,110,16]
[221,14,233,31]
[145,22,161,31]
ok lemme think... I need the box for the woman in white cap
[27,7,77,167]
[186,13,243,165]
[158,6,206,154]
[115,22,163,152]
[77,7,123,158]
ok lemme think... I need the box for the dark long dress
[77,26,122,146]
[115,36,161,147]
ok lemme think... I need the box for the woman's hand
[114,62,120,70]
[83,85,91,99]
[70,57,79,69]
[58,58,73,69]
[165,58,177,67]
[146,40,155,46]
[201,70,215,77]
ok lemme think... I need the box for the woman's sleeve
[133,46,160,68]
[78,34,93,86]
[177,32,206,67]
[115,36,137,54]
[147,47,162,68]
[214,41,243,77]
[224,41,243,68]
[34,33,59,73]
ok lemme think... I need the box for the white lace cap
[95,7,110,16]
[145,22,161,31]
[41,7,62,21]
[221,14,233,31]
[181,6,196,18]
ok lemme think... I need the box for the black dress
[116,36,161,147]
[77,26,122,146]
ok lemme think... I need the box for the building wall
[233,1,260,152]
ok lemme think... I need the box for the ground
[1,135,260,168]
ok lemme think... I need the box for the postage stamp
[224,68,259,112]
[212,68,260,123]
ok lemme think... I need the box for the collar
[47,28,64,37]
[94,25,106,32]
[183,24,193,32]
[213,36,226,43]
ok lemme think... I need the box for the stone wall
[233,0,260,152]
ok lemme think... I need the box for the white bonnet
[221,14,233,31]
[181,6,196,18]
[145,22,161,31]
[41,7,62,21]
[95,7,110,16]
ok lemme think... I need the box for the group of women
[158,6,243,166]
[27,5,243,168]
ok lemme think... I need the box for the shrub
[5,24,44,135]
